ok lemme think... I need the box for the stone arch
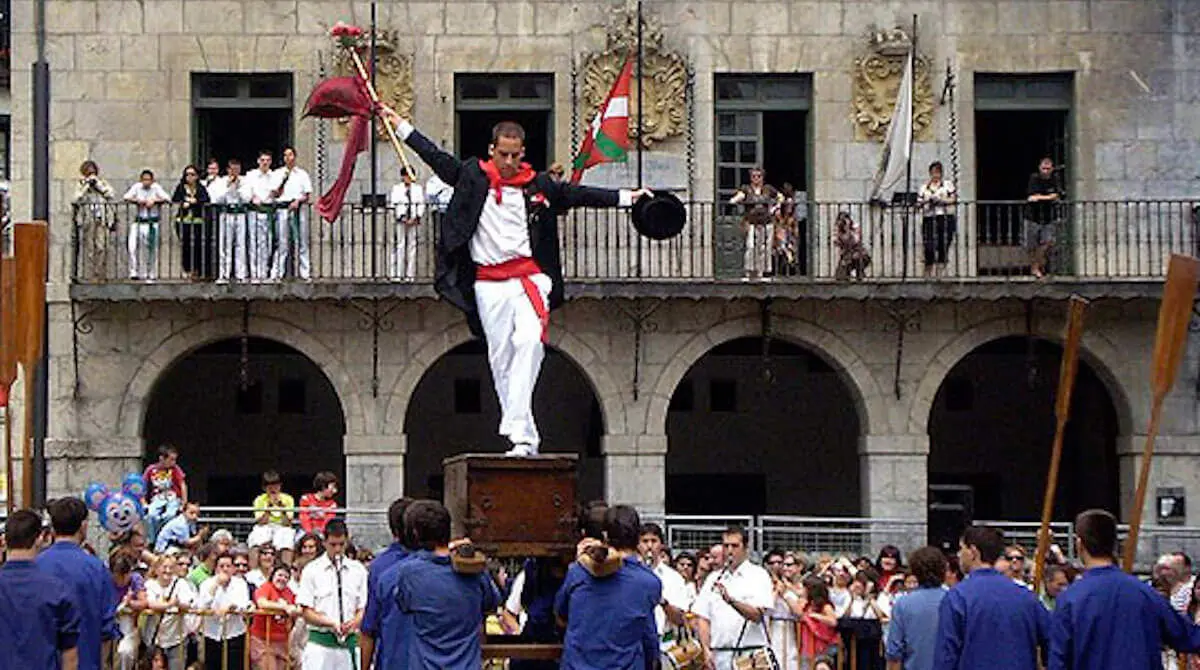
[381,321,629,438]
[908,316,1135,437]
[117,315,368,440]
[646,315,887,437]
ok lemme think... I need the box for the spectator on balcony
[171,165,212,281]
[1025,157,1064,279]
[389,169,426,281]
[426,173,454,214]
[774,183,800,277]
[72,160,118,281]
[269,146,314,281]
[729,167,782,280]
[834,210,871,280]
[122,169,171,281]
[247,470,297,565]
[298,471,340,536]
[209,158,251,283]
[245,150,278,281]
[918,161,958,278]
[202,158,221,190]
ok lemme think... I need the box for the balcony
[68,200,1200,303]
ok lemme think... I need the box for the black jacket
[403,129,623,337]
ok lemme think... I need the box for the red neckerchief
[479,159,535,203]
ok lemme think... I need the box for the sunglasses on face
[767,559,783,565]
[1007,555,1025,561]
[234,562,249,569]
[784,561,797,567]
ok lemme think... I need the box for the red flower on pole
[329,21,365,49]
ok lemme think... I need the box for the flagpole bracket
[881,301,921,400]
[70,301,104,399]
[611,298,663,402]
[346,298,402,398]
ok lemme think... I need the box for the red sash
[476,257,548,343]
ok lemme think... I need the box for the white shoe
[504,443,536,457]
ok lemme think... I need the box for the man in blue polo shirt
[393,500,501,670]
[555,504,661,670]
[1049,509,1200,669]
[887,545,947,670]
[36,497,120,670]
[0,509,81,669]
[361,497,414,670]
[933,525,1048,670]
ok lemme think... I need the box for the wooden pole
[1032,296,1088,590]
[0,255,16,512]
[345,47,417,182]
[13,222,48,508]
[1123,254,1200,572]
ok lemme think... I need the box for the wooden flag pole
[1123,254,1200,572]
[13,222,48,508]
[1032,296,1088,590]
[344,48,417,182]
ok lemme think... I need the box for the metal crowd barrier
[113,605,301,670]
[70,199,1200,284]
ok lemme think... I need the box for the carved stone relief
[853,26,934,143]
[333,29,414,139]
[579,4,687,148]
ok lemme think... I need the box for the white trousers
[301,642,357,670]
[474,273,550,450]
[219,213,247,280]
[272,207,311,279]
[743,224,771,276]
[247,212,272,280]
[128,221,158,279]
[769,619,798,669]
[246,523,296,550]
[390,220,419,279]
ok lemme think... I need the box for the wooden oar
[13,222,48,508]
[0,256,16,512]
[1123,254,1200,572]
[1033,296,1088,590]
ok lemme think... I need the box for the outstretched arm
[383,109,463,186]
[549,180,650,210]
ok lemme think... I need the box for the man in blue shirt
[361,497,414,670]
[887,545,947,670]
[933,525,1048,670]
[0,509,81,669]
[36,497,119,670]
[393,500,501,670]
[555,504,662,670]
[1049,509,1200,669]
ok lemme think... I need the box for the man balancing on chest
[385,108,651,456]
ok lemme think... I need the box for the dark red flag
[304,77,375,222]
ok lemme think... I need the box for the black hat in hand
[632,190,686,241]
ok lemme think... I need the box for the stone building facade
[5,0,1200,542]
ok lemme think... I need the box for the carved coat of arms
[852,27,934,142]
[579,5,687,148]
[333,29,414,138]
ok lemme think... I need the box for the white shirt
[244,168,277,205]
[246,569,270,590]
[273,166,313,203]
[123,182,170,219]
[919,179,957,217]
[470,186,532,265]
[144,577,197,648]
[390,182,427,220]
[425,175,453,211]
[208,175,250,205]
[195,575,253,640]
[652,562,690,637]
[295,553,368,633]
[693,560,774,650]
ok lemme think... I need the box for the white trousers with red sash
[474,268,550,449]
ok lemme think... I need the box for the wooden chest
[443,453,578,557]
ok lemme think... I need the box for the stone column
[343,433,406,549]
[1118,432,1196,568]
[860,433,928,550]
[604,434,667,515]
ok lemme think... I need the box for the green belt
[224,205,248,214]
[177,216,203,224]
[135,215,160,223]
[308,629,359,669]
[252,205,274,214]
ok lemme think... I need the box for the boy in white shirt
[389,170,426,279]
[122,169,170,280]
[244,150,278,281]
[269,146,314,280]
[208,159,251,282]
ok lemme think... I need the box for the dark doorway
[762,111,808,191]
[666,337,861,515]
[192,73,294,169]
[143,337,346,507]
[927,336,1119,522]
[403,340,604,501]
[975,110,1069,204]
[196,108,293,170]
[456,110,552,171]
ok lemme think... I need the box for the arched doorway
[928,336,1120,522]
[143,337,347,507]
[665,337,862,515]
[403,340,605,500]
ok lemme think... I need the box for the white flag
[869,48,914,202]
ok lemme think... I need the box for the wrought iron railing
[69,200,1200,284]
